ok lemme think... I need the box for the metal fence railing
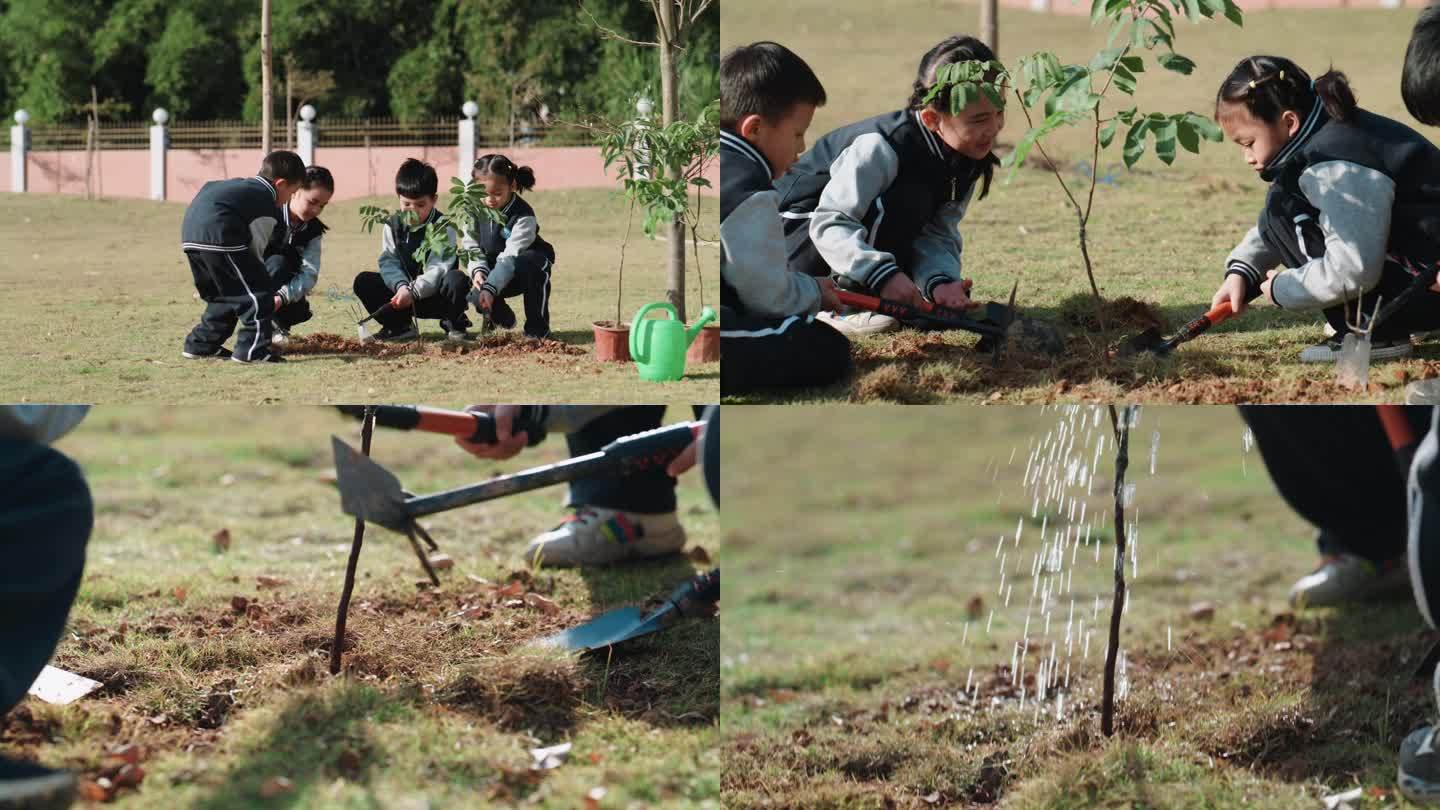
[22,117,596,151]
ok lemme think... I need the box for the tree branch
[579,2,658,47]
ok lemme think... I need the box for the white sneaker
[1289,553,1409,608]
[523,507,686,567]
[816,310,901,337]
[271,326,290,347]
[1298,337,1413,363]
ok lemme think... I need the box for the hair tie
[1248,80,1256,89]
[1279,70,1285,81]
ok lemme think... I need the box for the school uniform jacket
[719,129,822,318]
[251,205,325,305]
[180,175,281,255]
[1225,104,1440,310]
[776,110,983,298]
[460,195,555,298]
[378,208,457,300]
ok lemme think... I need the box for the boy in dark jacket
[180,151,305,364]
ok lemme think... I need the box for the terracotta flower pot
[592,320,631,362]
[686,323,720,363]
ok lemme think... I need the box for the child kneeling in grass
[719,41,851,394]
[353,158,474,342]
[263,165,333,347]
[461,155,556,339]
[775,34,1003,338]
[1210,55,1440,363]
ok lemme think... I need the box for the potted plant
[592,97,720,362]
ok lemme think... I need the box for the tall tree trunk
[261,0,273,154]
[286,57,294,150]
[980,0,999,55]
[84,87,96,201]
[657,0,686,321]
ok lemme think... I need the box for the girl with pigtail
[1211,55,1440,362]
[461,154,557,339]
[775,34,1005,337]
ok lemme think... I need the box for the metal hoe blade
[541,606,647,651]
[332,436,412,532]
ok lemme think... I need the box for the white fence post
[297,104,316,166]
[10,110,28,193]
[459,100,478,179]
[150,108,168,201]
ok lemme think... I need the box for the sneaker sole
[181,351,229,360]
[1299,344,1414,364]
[0,771,76,808]
[1399,765,1440,804]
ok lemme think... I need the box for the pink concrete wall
[6,144,720,203]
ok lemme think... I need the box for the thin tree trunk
[1101,404,1131,737]
[286,58,294,150]
[657,0,686,321]
[980,0,999,56]
[261,0,273,154]
[330,406,376,675]
[84,88,95,201]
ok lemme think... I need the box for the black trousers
[719,305,852,395]
[565,406,691,514]
[183,249,276,361]
[486,251,553,338]
[0,440,92,715]
[1240,405,1430,564]
[353,270,472,331]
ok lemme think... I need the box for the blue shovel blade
[542,606,645,651]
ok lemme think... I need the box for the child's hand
[390,286,414,310]
[273,294,283,311]
[477,290,496,313]
[931,280,980,311]
[1211,275,1249,316]
[1259,269,1281,306]
[878,274,924,308]
[816,277,842,313]
[454,405,529,460]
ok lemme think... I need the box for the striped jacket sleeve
[378,223,410,292]
[808,132,904,291]
[484,216,539,295]
[281,236,322,304]
[720,188,822,318]
[1270,160,1395,310]
[1224,225,1280,300]
[911,183,972,300]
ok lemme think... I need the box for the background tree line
[0,0,718,125]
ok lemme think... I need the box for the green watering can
[630,303,717,382]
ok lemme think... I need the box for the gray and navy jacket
[378,208,457,300]
[1225,104,1440,310]
[254,204,325,305]
[719,128,823,318]
[180,175,282,256]
[461,195,555,298]
[775,110,984,298]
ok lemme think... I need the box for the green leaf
[1088,47,1124,73]
[1099,117,1121,148]
[1152,119,1178,165]
[1222,0,1243,25]
[1180,0,1201,23]
[1123,119,1150,167]
[1176,118,1200,153]
[1196,0,1224,14]
[1090,0,1107,27]
[979,83,1007,110]
[1115,107,1138,125]
[1119,55,1144,73]
[1157,53,1196,75]
[1186,112,1223,141]
[1111,64,1137,95]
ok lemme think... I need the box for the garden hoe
[333,418,702,534]
[540,568,719,652]
[354,301,395,341]
[834,280,1019,364]
[335,404,548,446]
[1114,300,1235,358]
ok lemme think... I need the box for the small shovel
[834,281,1018,364]
[1115,300,1235,358]
[334,420,702,533]
[355,302,395,341]
[541,568,719,651]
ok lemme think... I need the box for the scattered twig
[330,406,375,674]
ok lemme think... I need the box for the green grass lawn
[722,405,1438,807]
[0,406,719,808]
[721,3,1440,403]
[0,189,719,403]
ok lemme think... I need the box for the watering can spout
[685,307,717,347]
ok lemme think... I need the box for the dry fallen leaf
[496,581,525,599]
[583,786,607,810]
[259,776,294,798]
[78,780,113,801]
[524,593,560,615]
[256,576,287,589]
[427,553,454,571]
[687,546,711,565]
[114,764,144,788]
[966,595,985,620]
[172,586,188,603]
[213,528,231,553]
[231,596,250,614]
[1188,602,1216,622]
[107,744,143,765]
